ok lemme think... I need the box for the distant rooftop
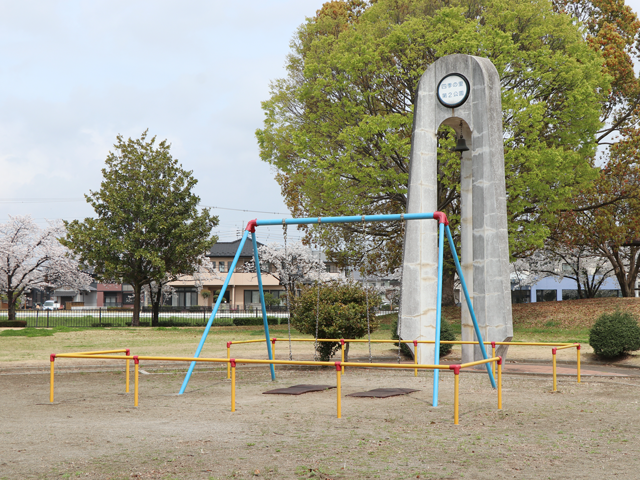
[206,238,263,258]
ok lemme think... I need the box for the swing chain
[363,221,372,363]
[314,248,321,362]
[283,222,293,361]
[397,216,406,363]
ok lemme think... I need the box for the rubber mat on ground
[347,388,419,398]
[263,384,336,395]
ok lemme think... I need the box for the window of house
[561,263,573,273]
[175,288,198,307]
[219,262,226,273]
[325,263,338,273]
[104,293,119,307]
[536,290,557,302]
[511,290,530,304]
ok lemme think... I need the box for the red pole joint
[125,349,130,356]
[227,341,232,348]
[340,339,345,346]
[497,356,502,365]
[335,361,342,371]
[577,344,581,350]
[230,359,236,368]
[433,211,449,225]
[271,338,277,345]
[413,340,418,347]
[133,356,139,365]
[50,354,56,362]
[449,364,461,375]
[552,348,557,355]
[245,219,258,233]
[491,341,496,349]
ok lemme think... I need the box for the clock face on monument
[437,73,470,108]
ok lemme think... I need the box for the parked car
[43,300,61,311]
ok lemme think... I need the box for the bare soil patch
[2,365,640,479]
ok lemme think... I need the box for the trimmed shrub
[589,311,640,358]
[290,281,381,361]
[233,317,279,326]
[0,320,27,328]
[391,316,456,357]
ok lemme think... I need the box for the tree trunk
[151,286,162,327]
[441,264,456,307]
[132,284,141,326]
[7,290,15,322]
[344,342,350,362]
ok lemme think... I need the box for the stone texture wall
[400,54,513,365]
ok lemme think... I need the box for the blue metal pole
[255,213,434,227]
[444,225,496,388]
[433,222,445,407]
[179,229,251,394]
[252,232,276,380]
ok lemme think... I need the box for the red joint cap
[227,341,232,348]
[433,211,449,225]
[449,364,461,375]
[271,338,277,344]
[335,361,342,371]
[552,348,557,355]
[246,219,258,233]
[497,356,502,365]
[340,339,345,345]
[230,358,236,368]
[491,341,496,348]
[50,354,56,362]
[125,349,130,356]
[577,344,581,350]
[413,340,418,347]
[133,355,139,365]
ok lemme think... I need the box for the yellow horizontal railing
[48,351,502,425]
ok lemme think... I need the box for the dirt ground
[2,362,640,480]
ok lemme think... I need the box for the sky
[0,0,327,244]
[2,0,640,245]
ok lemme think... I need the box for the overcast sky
[2,0,640,245]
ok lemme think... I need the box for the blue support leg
[444,225,496,388]
[179,230,251,394]
[433,222,445,407]
[252,232,276,380]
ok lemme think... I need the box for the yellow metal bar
[134,361,139,407]
[336,365,342,419]
[552,349,557,392]
[227,343,231,380]
[228,339,268,345]
[414,341,418,377]
[126,358,130,393]
[498,358,502,410]
[231,362,236,412]
[453,370,459,425]
[555,343,580,351]
[56,349,129,356]
[49,357,55,403]
[340,341,345,374]
[577,346,581,383]
[459,357,500,369]
[491,344,496,376]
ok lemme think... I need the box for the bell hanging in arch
[454,134,469,153]
[453,120,469,153]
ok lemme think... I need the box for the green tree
[257,0,608,276]
[63,131,218,326]
[290,280,381,361]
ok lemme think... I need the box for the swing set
[178,211,496,406]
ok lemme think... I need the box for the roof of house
[206,238,263,258]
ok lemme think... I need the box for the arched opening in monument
[435,117,471,307]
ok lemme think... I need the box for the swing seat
[263,384,336,395]
[347,388,419,398]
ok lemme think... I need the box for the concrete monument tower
[399,54,513,364]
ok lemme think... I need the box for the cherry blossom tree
[0,215,92,321]
[512,247,615,299]
[243,242,335,300]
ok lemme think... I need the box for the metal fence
[0,306,398,328]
